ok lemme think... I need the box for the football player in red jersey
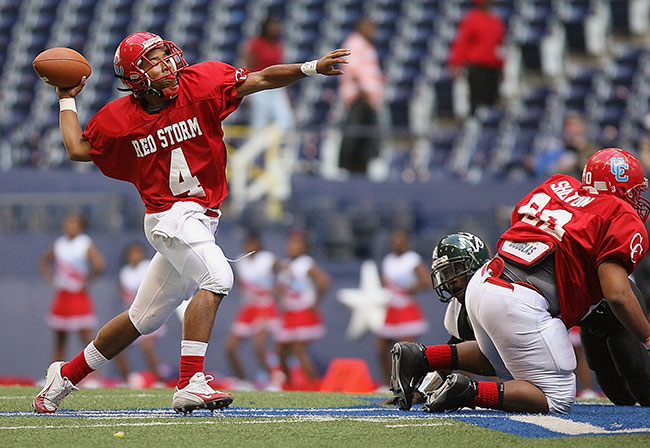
[391,148,650,414]
[33,32,349,414]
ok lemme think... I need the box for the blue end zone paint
[3,403,650,438]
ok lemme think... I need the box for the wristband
[300,60,318,76]
[59,98,77,113]
[644,335,650,351]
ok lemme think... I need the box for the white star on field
[337,260,390,340]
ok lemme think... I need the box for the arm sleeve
[212,61,249,121]
[85,117,131,182]
[595,213,649,273]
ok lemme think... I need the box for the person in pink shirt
[338,17,385,174]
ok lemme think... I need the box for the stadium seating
[0,0,649,258]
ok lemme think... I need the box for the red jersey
[498,174,648,327]
[448,9,505,70]
[84,61,249,213]
[246,36,283,71]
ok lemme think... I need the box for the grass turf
[1,386,649,447]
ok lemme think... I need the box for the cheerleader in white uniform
[225,233,280,384]
[114,242,167,387]
[276,230,330,383]
[39,213,105,363]
[377,229,430,384]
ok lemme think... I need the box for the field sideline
[1,387,649,447]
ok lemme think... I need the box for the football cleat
[172,372,233,414]
[390,342,429,410]
[33,361,79,414]
[423,373,478,413]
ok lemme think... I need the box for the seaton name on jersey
[131,117,203,158]
[550,180,595,207]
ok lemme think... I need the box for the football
[32,47,92,89]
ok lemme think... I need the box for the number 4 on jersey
[169,147,206,197]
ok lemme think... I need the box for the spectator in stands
[448,0,506,114]
[242,15,295,133]
[275,229,330,386]
[377,228,431,386]
[225,232,281,389]
[114,242,167,388]
[637,133,650,175]
[339,16,385,174]
[39,213,105,364]
[527,111,599,179]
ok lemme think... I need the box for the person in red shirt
[33,31,349,414]
[448,0,505,114]
[390,148,650,414]
[242,15,294,132]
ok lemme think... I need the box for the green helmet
[431,232,490,303]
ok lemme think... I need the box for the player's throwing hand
[57,76,87,99]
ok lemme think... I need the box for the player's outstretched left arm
[236,49,350,98]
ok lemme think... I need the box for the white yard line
[0,393,158,400]
[510,415,650,435]
[0,415,407,430]
[385,422,455,428]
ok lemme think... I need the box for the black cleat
[423,373,478,413]
[390,342,429,410]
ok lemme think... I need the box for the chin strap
[114,74,180,99]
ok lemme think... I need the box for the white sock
[181,340,208,357]
[83,341,109,370]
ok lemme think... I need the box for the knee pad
[547,394,575,414]
[544,373,576,414]
[128,305,170,335]
[192,242,233,295]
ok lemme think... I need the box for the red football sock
[60,351,94,385]
[474,381,504,409]
[177,355,204,389]
[425,345,453,370]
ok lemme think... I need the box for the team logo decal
[235,68,247,82]
[630,232,644,264]
[610,156,629,182]
[457,234,484,254]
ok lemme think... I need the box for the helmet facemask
[623,180,650,222]
[115,39,187,99]
[431,255,474,303]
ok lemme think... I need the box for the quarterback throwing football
[33,32,349,414]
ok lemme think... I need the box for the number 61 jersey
[84,61,249,213]
[497,173,649,327]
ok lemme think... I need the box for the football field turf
[1,387,649,447]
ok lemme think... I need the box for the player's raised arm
[57,77,92,161]
[235,48,350,98]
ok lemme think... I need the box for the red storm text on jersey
[498,174,649,327]
[84,61,249,213]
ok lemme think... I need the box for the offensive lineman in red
[391,148,650,414]
[33,32,350,414]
